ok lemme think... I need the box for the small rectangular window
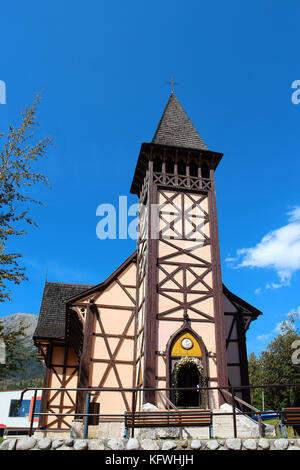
[9,399,40,418]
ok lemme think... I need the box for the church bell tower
[131,93,228,408]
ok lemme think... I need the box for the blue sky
[0,1,300,355]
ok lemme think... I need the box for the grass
[262,419,298,438]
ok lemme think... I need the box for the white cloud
[273,322,284,334]
[257,333,272,341]
[287,206,300,222]
[256,307,300,342]
[226,206,300,289]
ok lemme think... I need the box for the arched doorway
[173,361,200,407]
[168,329,207,408]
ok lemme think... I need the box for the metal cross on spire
[165,76,180,94]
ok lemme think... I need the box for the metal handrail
[16,383,300,438]
[220,388,263,437]
[19,382,300,393]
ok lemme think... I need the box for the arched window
[201,162,210,179]
[153,155,162,173]
[190,160,198,178]
[177,158,186,176]
[166,157,174,174]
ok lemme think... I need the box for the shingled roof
[33,282,93,340]
[152,93,208,150]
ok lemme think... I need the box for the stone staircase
[212,403,276,438]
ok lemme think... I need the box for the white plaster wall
[0,390,40,429]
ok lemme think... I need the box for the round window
[181,337,193,350]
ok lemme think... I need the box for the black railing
[16,383,300,439]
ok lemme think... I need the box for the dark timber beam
[76,302,95,415]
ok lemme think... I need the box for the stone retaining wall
[0,437,299,451]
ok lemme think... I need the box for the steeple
[152,93,208,151]
[133,93,229,403]
[130,93,223,196]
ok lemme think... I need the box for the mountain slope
[0,313,44,390]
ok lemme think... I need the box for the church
[33,93,262,431]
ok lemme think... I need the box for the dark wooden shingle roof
[152,93,208,150]
[33,282,93,340]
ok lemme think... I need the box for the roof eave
[223,284,263,318]
[65,251,137,304]
[33,335,65,343]
[130,142,223,196]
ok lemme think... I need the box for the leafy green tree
[248,352,263,409]
[249,312,300,410]
[261,313,300,409]
[0,95,53,302]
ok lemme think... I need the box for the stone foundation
[0,437,299,451]
[97,422,124,439]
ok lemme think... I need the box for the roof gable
[33,282,93,340]
[34,252,137,341]
[66,251,137,304]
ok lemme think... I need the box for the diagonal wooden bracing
[135,170,226,406]
[157,189,214,323]
[91,305,136,411]
[68,258,138,414]
[158,190,210,242]
[37,342,79,430]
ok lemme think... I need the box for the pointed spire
[152,93,208,151]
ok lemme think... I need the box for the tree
[249,312,300,410]
[0,94,53,302]
[248,352,263,409]
[0,319,33,382]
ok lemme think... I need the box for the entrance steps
[212,403,276,438]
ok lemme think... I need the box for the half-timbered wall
[155,188,220,408]
[224,295,241,387]
[223,293,251,403]
[40,343,78,429]
[134,151,229,409]
[71,261,137,416]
